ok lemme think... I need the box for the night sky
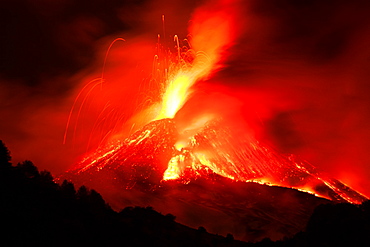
[1,0,370,196]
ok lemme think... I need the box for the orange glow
[63,0,368,206]
[163,155,184,180]
[155,74,194,119]
[154,1,240,120]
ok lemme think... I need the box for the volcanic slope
[60,118,367,242]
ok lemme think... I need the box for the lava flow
[64,115,367,204]
[61,0,368,208]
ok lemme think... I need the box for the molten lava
[62,0,368,212]
[65,117,367,205]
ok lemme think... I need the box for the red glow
[61,0,369,206]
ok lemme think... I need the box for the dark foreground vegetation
[0,140,369,246]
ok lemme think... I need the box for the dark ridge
[0,140,249,247]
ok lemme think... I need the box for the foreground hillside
[0,140,249,247]
[1,140,370,246]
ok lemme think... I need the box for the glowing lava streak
[154,43,217,120]
[155,72,196,120]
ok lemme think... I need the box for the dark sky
[1,0,370,196]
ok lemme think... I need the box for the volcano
[60,117,368,242]
[60,3,369,242]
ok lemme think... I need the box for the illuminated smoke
[60,0,369,205]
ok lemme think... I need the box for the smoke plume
[1,0,370,197]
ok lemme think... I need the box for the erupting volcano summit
[60,0,368,242]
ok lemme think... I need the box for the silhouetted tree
[254,238,274,247]
[39,170,55,185]
[76,185,89,199]
[0,140,11,168]
[89,189,107,209]
[198,226,207,233]
[165,213,176,221]
[226,233,234,241]
[60,179,76,199]
[17,160,39,178]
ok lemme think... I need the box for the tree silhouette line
[0,140,369,246]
